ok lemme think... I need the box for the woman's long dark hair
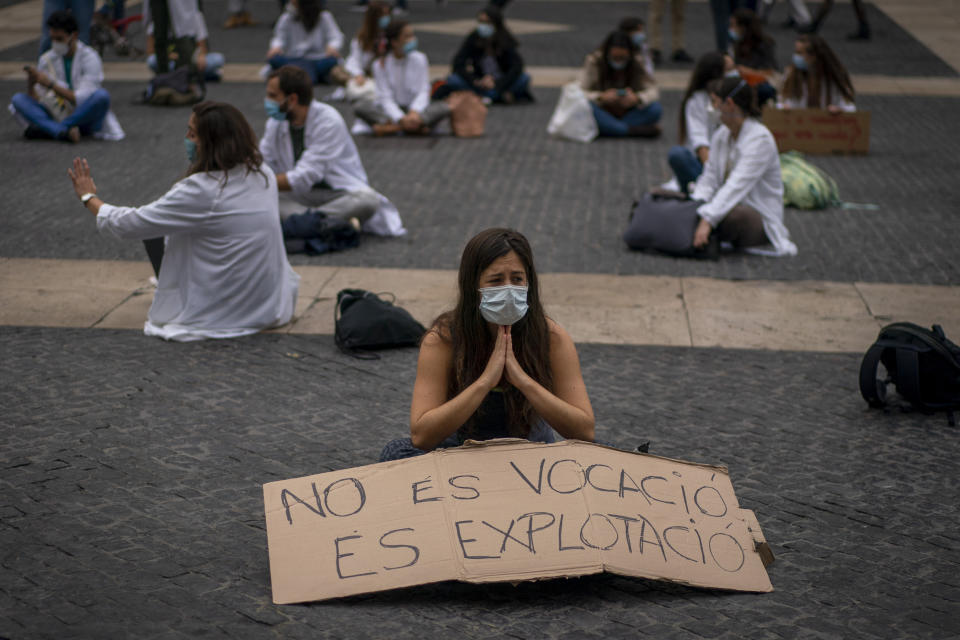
[782,34,854,107]
[596,29,641,90]
[717,75,761,118]
[357,1,389,52]
[186,101,266,187]
[432,228,552,439]
[678,51,726,143]
[478,5,517,55]
[731,8,772,62]
[295,0,324,33]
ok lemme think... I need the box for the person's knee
[351,189,380,222]
[645,101,663,122]
[667,145,687,168]
[89,88,111,109]
[11,92,32,112]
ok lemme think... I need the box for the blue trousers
[591,101,662,137]
[444,72,532,102]
[668,145,704,194]
[11,88,110,139]
[148,52,225,81]
[40,0,94,54]
[268,55,338,85]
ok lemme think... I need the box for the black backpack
[334,289,426,360]
[859,322,960,425]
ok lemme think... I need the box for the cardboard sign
[762,107,870,154]
[263,439,774,604]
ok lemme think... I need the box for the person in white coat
[354,19,451,136]
[259,65,405,236]
[266,0,346,85]
[778,34,855,113]
[691,77,797,257]
[66,101,300,342]
[10,11,123,142]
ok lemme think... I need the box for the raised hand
[67,157,97,200]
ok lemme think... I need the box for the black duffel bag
[623,193,716,259]
[334,289,426,360]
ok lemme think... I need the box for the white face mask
[51,40,70,56]
[706,104,721,130]
[478,284,528,326]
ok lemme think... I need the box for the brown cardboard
[263,439,774,604]
[762,107,870,154]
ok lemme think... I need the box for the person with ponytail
[442,5,532,104]
[579,29,662,138]
[380,228,595,461]
[690,77,797,257]
[779,34,855,113]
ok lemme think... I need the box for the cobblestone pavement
[2,326,959,639]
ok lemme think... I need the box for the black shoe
[672,49,693,63]
[847,23,871,40]
[780,17,797,29]
[651,48,662,65]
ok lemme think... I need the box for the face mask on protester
[725,69,741,78]
[264,98,287,121]
[476,23,494,38]
[378,14,391,29]
[728,28,741,43]
[402,38,418,55]
[706,104,721,130]
[479,284,529,326]
[631,32,646,47]
[51,40,70,56]
[184,138,197,163]
[608,58,628,70]
[792,53,809,71]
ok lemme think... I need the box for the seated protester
[10,11,123,142]
[355,20,452,136]
[579,30,662,138]
[618,16,654,78]
[65,101,300,341]
[667,52,732,194]
[728,8,778,106]
[266,0,348,86]
[443,5,532,104]
[690,77,797,257]
[779,34,855,113]
[380,228,595,461]
[259,65,405,236]
[144,2,224,82]
[343,1,390,83]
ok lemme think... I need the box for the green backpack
[779,151,840,210]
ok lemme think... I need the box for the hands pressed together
[480,325,531,392]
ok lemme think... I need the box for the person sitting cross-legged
[10,10,123,142]
[259,65,405,236]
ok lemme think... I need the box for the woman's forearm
[513,376,594,441]
[410,378,492,451]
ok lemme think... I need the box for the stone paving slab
[1,326,958,639]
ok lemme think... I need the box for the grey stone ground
[2,1,960,638]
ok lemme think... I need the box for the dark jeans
[268,55,338,85]
[444,72,532,102]
[11,88,110,139]
[715,204,770,248]
[668,146,703,194]
[590,101,662,137]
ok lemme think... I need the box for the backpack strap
[858,344,888,408]
[895,347,925,409]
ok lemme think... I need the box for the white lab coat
[372,50,431,122]
[96,165,300,341]
[683,90,717,153]
[16,41,125,141]
[778,77,856,112]
[269,9,344,58]
[692,118,797,257]
[142,0,206,40]
[259,100,405,236]
[343,36,376,77]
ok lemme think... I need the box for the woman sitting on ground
[380,228,595,461]
[579,30,662,138]
[266,0,347,85]
[779,34,855,113]
[690,77,797,257]
[727,8,778,106]
[668,51,734,194]
[343,1,391,85]
[66,101,300,341]
[443,5,532,104]
[355,19,452,136]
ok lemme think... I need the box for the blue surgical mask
[728,28,741,42]
[725,69,741,78]
[792,53,808,71]
[378,14,391,29]
[264,98,286,121]
[608,58,628,70]
[184,138,197,163]
[631,32,646,47]
[479,285,528,326]
[476,23,494,38]
[402,38,418,55]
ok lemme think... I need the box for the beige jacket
[578,51,659,106]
